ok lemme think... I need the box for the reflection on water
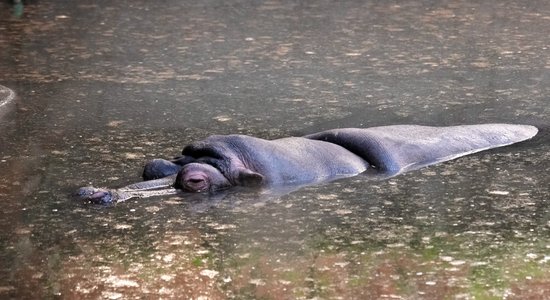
[1,0,549,299]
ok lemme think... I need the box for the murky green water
[1,0,549,299]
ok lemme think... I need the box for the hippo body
[177,135,369,187]
[78,124,538,203]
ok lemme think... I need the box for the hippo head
[175,162,265,193]
[175,163,230,192]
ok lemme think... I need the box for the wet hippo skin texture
[77,124,538,204]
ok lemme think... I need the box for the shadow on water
[0,0,549,299]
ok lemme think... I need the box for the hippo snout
[175,162,231,193]
[182,172,209,192]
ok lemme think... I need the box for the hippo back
[304,124,538,174]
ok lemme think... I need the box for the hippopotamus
[77,124,538,204]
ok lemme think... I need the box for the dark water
[1,0,549,299]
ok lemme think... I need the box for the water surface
[0,0,549,299]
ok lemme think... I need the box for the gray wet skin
[77,123,537,204]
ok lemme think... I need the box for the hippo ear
[237,168,264,187]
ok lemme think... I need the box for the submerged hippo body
[78,124,538,203]
[156,135,371,191]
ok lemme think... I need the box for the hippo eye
[188,178,205,183]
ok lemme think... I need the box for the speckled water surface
[0,0,549,299]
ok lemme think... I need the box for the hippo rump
[77,124,538,204]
